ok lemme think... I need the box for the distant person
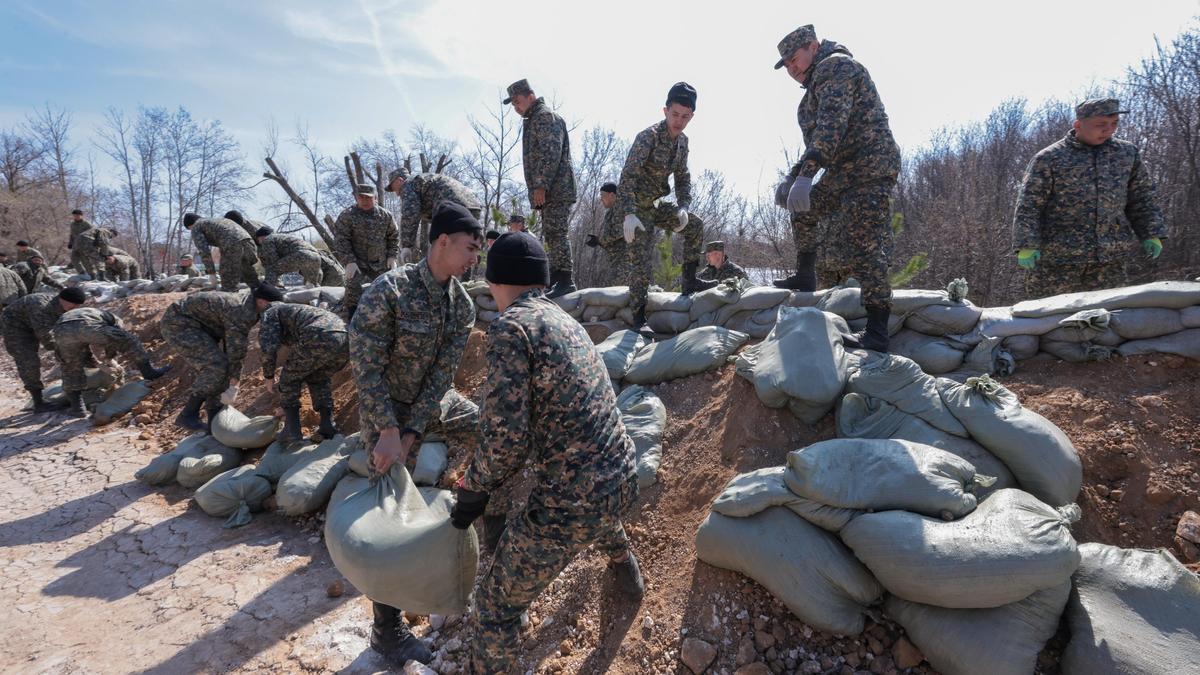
[1,288,85,413]
[104,252,141,281]
[697,241,747,283]
[51,306,170,417]
[506,214,527,233]
[177,255,200,278]
[15,241,42,264]
[1013,98,1166,298]
[67,209,101,279]
[332,184,399,320]
[183,213,261,292]
[584,182,628,286]
[385,167,482,264]
[11,254,64,294]
[74,226,116,280]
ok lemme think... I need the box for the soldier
[11,255,64,294]
[506,214,527,233]
[347,202,483,668]
[0,251,9,267]
[74,227,115,280]
[1013,98,1166,297]
[697,241,748,282]
[254,226,326,287]
[259,303,348,443]
[15,241,42,264]
[504,78,578,298]
[177,254,201,278]
[385,167,482,263]
[104,252,141,281]
[773,24,901,352]
[451,232,643,673]
[616,82,708,323]
[584,182,628,286]
[222,210,264,240]
[1,288,86,413]
[183,212,261,292]
[66,209,101,279]
[0,264,26,309]
[315,248,345,287]
[159,285,283,431]
[51,306,170,417]
[333,183,400,320]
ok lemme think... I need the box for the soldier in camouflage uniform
[177,255,201,278]
[1013,98,1166,298]
[104,252,141,281]
[332,184,400,321]
[506,214,527,233]
[505,79,578,298]
[697,241,748,282]
[260,303,348,442]
[450,232,643,673]
[584,182,629,287]
[774,24,901,352]
[386,168,483,262]
[316,248,345,287]
[159,285,282,431]
[15,241,41,264]
[616,82,708,322]
[11,255,64,294]
[183,213,261,293]
[0,251,9,267]
[0,264,26,309]
[253,226,326,286]
[1,288,86,413]
[222,210,264,240]
[73,227,115,280]
[346,201,484,669]
[67,209,101,279]
[51,306,170,417]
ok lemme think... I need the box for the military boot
[65,392,88,419]
[773,252,818,291]
[30,388,69,413]
[680,262,718,296]
[610,551,645,600]
[175,395,206,431]
[370,602,433,666]
[205,401,224,435]
[279,406,303,444]
[546,269,577,299]
[137,360,171,381]
[861,306,891,353]
[317,406,339,439]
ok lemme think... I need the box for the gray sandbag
[412,441,448,486]
[134,433,211,486]
[211,406,281,449]
[615,307,635,327]
[194,465,274,528]
[1117,328,1200,360]
[1182,305,1200,328]
[840,489,1081,608]
[477,310,499,323]
[889,329,967,374]
[946,335,1006,379]
[846,312,906,337]
[904,300,982,336]
[1091,328,1125,347]
[92,380,153,425]
[714,287,791,325]
[816,286,866,320]
[474,294,498,312]
[971,307,1069,338]
[256,440,319,484]
[176,439,241,488]
[1040,338,1114,362]
[317,286,345,304]
[784,439,992,520]
[577,286,630,307]
[581,304,619,322]
[646,291,692,313]
[624,326,747,385]
[1043,308,1111,342]
[887,582,1071,675]
[1062,543,1200,675]
[784,290,824,308]
[936,375,1081,506]
[616,385,667,489]
[324,465,479,615]
[846,353,968,437]
[1011,280,1200,317]
[348,448,370,477]
[688,281,744,320]
[1002,334,1039,360]
[710,467,859,531]
[284,288,322,304]
[695,507,883,635]
[463,280,490,297]
[550,289,582,312]
[891,288,962,315]
[276,435,353,516]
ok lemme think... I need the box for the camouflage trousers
[601,239,628,287]
[276,331,349,409]
[1024,260,1127,299]
[106,260,140,281]
[819,182,894,311]
[341,262,388,321]
[358,388,481,457]
[540,201,574,276]
[469,478,637,674]
[159,305,231,406]
[51,321,150,393]
[624,201,704,315]
[265,250,322,287]
[218,240,261,292]
[70,248,100,277]
[317,249,345,287]
[2,323,48,391]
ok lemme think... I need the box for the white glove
[386,257,397,269]
[623,214,645,244]
[400,247,413,264]
[219,381,239,406]
[207,273,218,285]
[787,176,813,214]
[775,176,796,209]
[344,262,359,279]
[674,209,689,233]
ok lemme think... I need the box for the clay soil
[1,294,1197,674]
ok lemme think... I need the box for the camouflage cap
[509,214,526,224]
[502,78,533,105]
[355,183,377,197]
[774,24,817,69]
[384,167,409,191]
[180,254,193,260]
[704,241,725,253]
[1075,98,1128,119]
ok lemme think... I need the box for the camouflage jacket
[1012,130,1166,264]
[74,227,114,258]
[56,306,122,330]
[241,218,268,240]
[462,289,636,515]
[105,253,138,278]
[10,262,63,293]
[698,259,748,282]
[617,120,692,219]
[16,248,43,263]
[258,233,317,269]
[67,218,94,249]
[2,292,67,348]
[332,204,400,268]
[794,40,901,199]
[191,217,253,269]
[259,303,346,379]
[522,98,576,206]
[174,290,260,381]
[599,206,624,249]
[399,174,482,249]
[349,259,474,437]
[0,265,26,305]
[177,265,201,278]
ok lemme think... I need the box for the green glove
[1142,237,1163,259]
[1017,248,1041,270]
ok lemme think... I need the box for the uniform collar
[523,97,547,118]
[418,258,449,306]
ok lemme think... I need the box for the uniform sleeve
[223,312,252,381]
[257,239,276,268]
[616,130,654,218]
[384,210,400,258]
[799,59,858,175]
[1125,148,1165,240]
[674,136,693,210]
[527,112,563,193]
[41,271,63,290]
[600,208,624,246]
[258,308,282,379]
[192,225,215,269]
[406,311,470,437]
[462,318,532,493]
[399,182,421,249]
[332,211,356,265]
[1012,154,1052,251]
[349,279,400,432]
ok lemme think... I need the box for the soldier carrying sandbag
[1,288,87,413]
[10,254,64,294]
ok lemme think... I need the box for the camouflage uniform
[190,217,261,292]
[1013,130,1166,298]
[1,293,66,392]
[259,303,348,410]
[51,307,151,393]
[0,265,27,309]
[697,258,748,282]
[105,253,140,281]
[68,218,99,276]
[316,248,345,287]
[16,247,43,264]
[521,98,576,275]
[10,261,64,294]
[597,206,628,286]
[159,291,260,407]
[332,203,400,319]
[73,227,113,275]
[398,174,483,252]
[177,263,201,278]
[258,233,324,286]
[462,290,638,673]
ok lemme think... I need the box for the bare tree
[27,104,74,206]
[464,99,523,227]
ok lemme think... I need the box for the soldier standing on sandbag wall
[253,225,327,287]
[773,24,901,353]
[67,209,101,279]
[51,306,170,418]
[504,78,578,298]
[104,252,141,281]
[177,254,200,278]
[75,226,116,281]
[159,285,283,431]
[450,232,644,673]
[333,183,399,321]
[260,303,348,443]
[1012,98,1166,298]
[348,201,485,669]
[11,254,64,294]
[183,213,262,292]
[584,182,627,286]
[697,241,748,282]
[387,168,483,263]
[1,288,87,413]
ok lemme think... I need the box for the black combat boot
[278,406,303,444]
[610,551,645,600]
[137,360,171,381]
[546,269,577,299]
[317,406,339,439]
[680,261,718,296]
[65,392,88,419]
[482,514,508,552]
[370,602,433,667]
[175,395,206,431]
[30,388,69,413]
[773,252,818,291]
[862,306,891,353]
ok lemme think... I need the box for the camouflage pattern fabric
[0,265,27,308]
[398,174,482,250]
[697,258,748,282]
[72,227,112,273]
[1012,130,1165,266]
[159,291,260,404]
[316,248,345,287]
[10,261,64,293]
[177,263,201,278]
[16,248,43,263]
[51,307,150,393]
[623,202,705,316]
[105,253,140,281]
[522,98,576,274]
[1,293,67,391]
[191,218,260,291]
[241,218,268,240]
[792,211,822,255]
[259,303,349,409]
[68,218,98,276]
[539,201,573,274]
[258,233,323,286]
[816,182,894,311]
[332,203,400,317]
[1024,260,1128,299]
[615,121,692,221]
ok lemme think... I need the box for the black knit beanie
[255,226,273,238]
[486,232,550,286]
[253,284,285,302]
[59,287,88,304]
[429,201,483,242]
[183,213,200,228]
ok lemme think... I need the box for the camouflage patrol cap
[1075,98,1128,119]
[704,241,725,253]
[385,167,409,191]
[502,79,533,105]
[355,183,377,197]
[774,24,817,69]
[509,214,526,224]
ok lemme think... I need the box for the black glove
[585,234,599,248]
[450,487,489,530]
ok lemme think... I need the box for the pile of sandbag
[135,433,241,487]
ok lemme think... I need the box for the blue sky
[2,0,1198,210]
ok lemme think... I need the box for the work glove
[1142,237,1163,259]
[207,273,219,285]
[450,484,489,530]
[775,176,796,209]
[344,262,359,279]
[1017,248,1041,270]
[386,257,397,269]
[623,214,645,244]
[787,176,813,214]
[674,209,689,233]
[585,234,600,248]
[400,247,413,264]
[219,381,239,406]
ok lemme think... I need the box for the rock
[754,630,776,652]
[1110,489,1125,501]
[799,660,823,674]
[845,653,862,668]
[138,430,152,440]
[442,637,462,653]
[821,656,836,670]
[681,637,717,674]
[736,637,756,666]
[892,637,924,669]
[1145,482,1175,505]
[1094,484,1110,498]
[1177,511,1200,544]
[559,639,573,656]
[867,636,884,656]
[325,580,344,598]
[402,662,437,675]
[429,614,446,630]
[869,654,894,674]
[735,664,772,675]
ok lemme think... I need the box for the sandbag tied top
[1062,543,1200,675]
[595,329,648,382]
[623,325,748,385]
[840,488,1081,609]
[711,467,860,532]
[616,385,667,489]
[211,406,282,449]
[784,438,995,520]
[194,465,274,529]
[1042,308,1112,343]
[1011,280,1200,318]
[846,353,968,438]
